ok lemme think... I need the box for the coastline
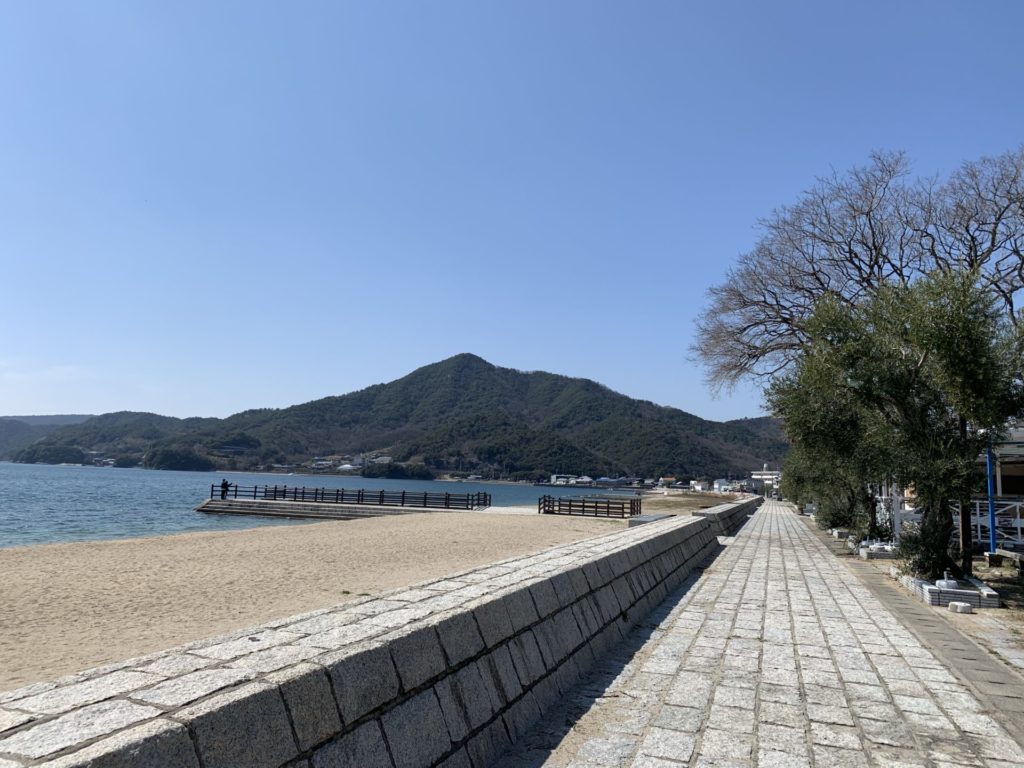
[0,511,622,691]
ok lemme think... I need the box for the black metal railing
[537,494,641,518]
[210,484,491,510]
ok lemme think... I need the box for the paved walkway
[495,501,1024,768]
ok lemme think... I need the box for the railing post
[987,445,998,554]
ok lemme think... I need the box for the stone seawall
[0,503,753,768]
[692,496,762,536]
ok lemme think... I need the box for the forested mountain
[10,354,787,478]
[0,415,93,458]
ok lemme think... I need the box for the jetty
[196,484,491,521]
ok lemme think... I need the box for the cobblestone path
[495,501,1024,767]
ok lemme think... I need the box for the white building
[751,463,782,489]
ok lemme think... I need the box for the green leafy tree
[768,352,894,537]
[774,271,1022,577]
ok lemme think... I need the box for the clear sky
[1,2,1021,421]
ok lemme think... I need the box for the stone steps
[195,498,421,520]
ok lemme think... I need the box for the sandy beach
[0,511,623,691]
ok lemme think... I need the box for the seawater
[0,463,608,548]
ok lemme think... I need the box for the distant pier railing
[210,484,491,510]
[537,494,641,518]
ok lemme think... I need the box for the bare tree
[694,147,1024,392]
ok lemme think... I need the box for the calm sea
[0,463,607,548]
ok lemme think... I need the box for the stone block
[0,700,161,761]
[507,632,546,686]
[295,621,389,650]
[192,629,305,661]
[228,644,321,674]
[34,718,199,768]
[581,561,604,591]
[363,607,434,630]
[266,663,342,752]
[552,655,582,695]
[465,718,512,768]
[433,678,471,742]
[474,658,506,714]
[608,551,632,578]
[531,617,563,667]
[13,670,163,715]
[0,681,58,707]
[593,585,621,624]
[502,689,541,743]
[628,568,649,596]
[0,708,34,735]
[134,668,254,708]
[565,567,591,601]
[437,748,472,768]
[472,597,515,648]
[311,721,393,768]
[134,654,215,677]
[528,580,561,619]
[552,607,585,655]
[593,556,618,587]
[320,642,400,723]
[571,598,600,637]
[175,681,297,768]
[640,727,696,762]
[571,640,596,673]
[611,576,637,612]
[485,645,523,703]
[502,586,540,632]
[452,663,499,730]
[380,690,451,768]
[433,612,485,666]
[386,625,447,692]
[530,675,560,714]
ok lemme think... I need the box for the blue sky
[1,1,1021,421]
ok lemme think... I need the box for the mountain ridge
[9,354,786,478]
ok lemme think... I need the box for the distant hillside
[12,355,787,478]
[1,415,94,426]
[0,415,95,458]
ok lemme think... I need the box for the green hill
[11,354,787,478]
[0,415,94,458]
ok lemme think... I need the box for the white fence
[880,496,1024,548]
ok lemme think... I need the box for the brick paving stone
[638,728,696,761]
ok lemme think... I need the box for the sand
[0,512,624,691]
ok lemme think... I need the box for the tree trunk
[919,494,957,580]
[958,416,973,576]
